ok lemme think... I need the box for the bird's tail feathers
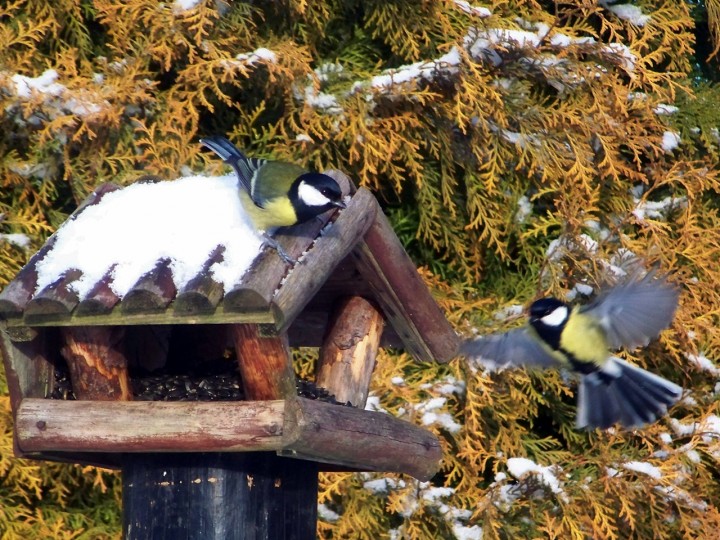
[200,136,259,193]
[199,136,246,163]
[576,357,682,430]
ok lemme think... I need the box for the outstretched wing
[199,136,266,202]
[460,327,561,370]
[580,272,680,350]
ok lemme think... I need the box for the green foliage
[2,0,720,538]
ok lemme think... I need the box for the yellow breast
[239,191,298,230]
[559,309,609,364]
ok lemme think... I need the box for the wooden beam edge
[16,399,287,454]
[271,187,378,333]
[355,202,460,363]
[282,397,442,481]
[15,397,443,481]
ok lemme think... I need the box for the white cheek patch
[541,305,569,327]
[298,180,332,207]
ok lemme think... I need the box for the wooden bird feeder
[0,171,459,539]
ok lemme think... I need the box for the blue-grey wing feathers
[460,327,560,370]
[580,271,680,350]
[576,357,682,430]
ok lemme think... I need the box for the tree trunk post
[122,452,318,540]
[316,296,384,408]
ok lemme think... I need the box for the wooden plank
[174,245,225,315]
[24,268,82,319]
[352,207,460,363]
[0,184,120,318]
[271,187,377,332]
[316,296,384,408]
[16,399,286,453]
[75,267,120,316]
[0,326,52,417]
[11,305,274,328]
[16,397,442,480]
[223,170,352,313]
[121,259,176,313]
[232,324,296,400]
[282,397,442,481]
[60,326,132,400]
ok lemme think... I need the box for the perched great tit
[200,135,346,263]
[460,272,683,430]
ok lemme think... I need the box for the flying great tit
[200,135,346,263]
[460,272,683,430]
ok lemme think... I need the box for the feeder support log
[317,296,383,408]
[233,324,295,400]
[60,326,132,400]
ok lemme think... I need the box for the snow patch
[601,2,652,27]
[317,503,340,522]
[622,460,662,479]
[34,175,264,299]
[0,233,31,249]
[453,0,492,18]
[686,353,720,377]
[661,131,681,152]
[506,457,566,501]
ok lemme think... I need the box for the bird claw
[262,235,297,265]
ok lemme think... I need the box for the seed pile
[47,362,348,405]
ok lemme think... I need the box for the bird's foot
[262,234,297,265]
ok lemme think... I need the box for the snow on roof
[34,174,263,299]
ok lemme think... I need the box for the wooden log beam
[0,237,57,318]
[352,204,460,363]
[60,326,132,400]
[271,187,377,332]
[22,269,82,322]
[121,258,176,313]
[316,296,384,408]
[282,397,442,481]
[232,324,295,400]
[15,397,443,480]
[16,399,286,453]
[75,267,121,315]
[173,245,225,315]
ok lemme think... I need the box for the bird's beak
[332,200,347,209]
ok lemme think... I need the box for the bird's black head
[528,297,569,350]
[290,172,346,223]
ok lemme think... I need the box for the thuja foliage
[1,0,720,538]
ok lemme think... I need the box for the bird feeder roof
[0,171,458,363]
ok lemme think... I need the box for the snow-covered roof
[0,171,459,363]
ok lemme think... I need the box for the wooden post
[232,324,296,400]
[60,326,132,400]
[316,296,384,407]
[123,452,318,540]
[121,323,315,540]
